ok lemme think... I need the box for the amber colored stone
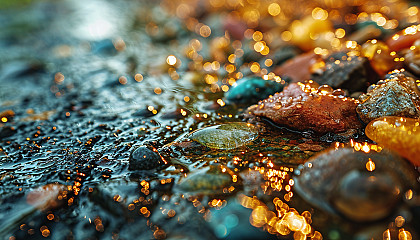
[366,116,420,166]
[362,40,400,76]
[247,83,363,134]
[289,16,333,51]
[273,52,321,83]
[386,28,420,52]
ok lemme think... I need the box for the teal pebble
[225,77,289,104]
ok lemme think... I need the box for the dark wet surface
[0,1,419,240]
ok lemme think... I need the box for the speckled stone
[356,71,420,124]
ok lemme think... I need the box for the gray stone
[356,72,420,124]
[129,145,164,170]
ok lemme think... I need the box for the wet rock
[133,105,160,118]
[180,122,258,150]
[294,147,419,222]
[150,195,217,240]
[89,178,140,216]
[310,52,375,93]
[91,39,117,55]
[362,39,400,76]
[365,116,420,166]
[128,144,165,170]
[273,52,320,83]
[266,45,302,67]
[0,126,16,138]
[159,107,190,119]
[386,27,420,52]
[246,82,363,134]
[176,165,237,195]
[225,77,290,105]
[0,61,46,79]
[26,183,68,211]
[356,71,420,124]
[403,39,420,76]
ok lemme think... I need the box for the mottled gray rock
[356,72,420,124]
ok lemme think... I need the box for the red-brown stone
[246,83,363,134]
[273,52,321,83]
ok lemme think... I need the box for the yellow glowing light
[254,41,265,52]
[221,85,229,92]
[118,76,127,85]
[54,72,65,84]
[1,117,7,123]
[312,231,323,240]
[383,229,392,240]
[395,216,405,227]
[183,96,190,102]
[366,158,375,171]
[404,26,418,35]
[281,31,292,41]
[225,64,236,73]
[268,3,281,16]
[134,73,143,82]
[398,229,412,240]
[217,99,226,107]
[345,41,358,49]
[199,25,211,37]
[264,59,273,67]
[253,31,263,41]
[166,55,177,65]
[250,62,260,73]
[335,28,346,38]
[408,6,419,16]
[312,7,328,20]
[154,87,162,94]
[261,46,270,55]
[228,54,236,63]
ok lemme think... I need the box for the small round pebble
[128,145,164,170]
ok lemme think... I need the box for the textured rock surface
[356,71,420,124]
[246,82,363,134]
[311,52,374,93]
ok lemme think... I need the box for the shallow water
[0,1,419,240]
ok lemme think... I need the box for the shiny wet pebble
[226,77,289,105]
[294,147,419,222]
[129,144,165,170]
[365,116,420,166]
[184,122,258,150]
